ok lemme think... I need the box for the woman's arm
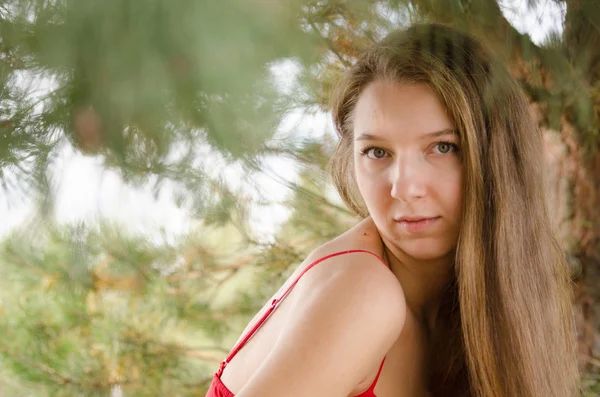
[236,253,406,397]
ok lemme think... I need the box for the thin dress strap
[362,356,386,394]
[216,249,387,377]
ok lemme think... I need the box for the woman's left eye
[433,142,459,154]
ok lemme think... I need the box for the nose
[390,154,427,203]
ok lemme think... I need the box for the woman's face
[353,80,463,261]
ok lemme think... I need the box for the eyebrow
[355,128,457,141]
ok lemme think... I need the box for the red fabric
[205,250,389,397]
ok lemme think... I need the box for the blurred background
[0,0,598,395]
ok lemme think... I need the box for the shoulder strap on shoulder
[274,249,387,306]
[366,356,387,393]
[217,249,387,375]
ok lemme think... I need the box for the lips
[394,216,440,233]
[395,216,439,222]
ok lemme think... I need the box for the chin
[392,237,456,262]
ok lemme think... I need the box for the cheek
[439,169,463,216]
[354,157,389,195]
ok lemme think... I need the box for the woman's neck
[382,242,455,331]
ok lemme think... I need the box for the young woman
[205,23,579,397]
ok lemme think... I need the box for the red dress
[205,250,389,397]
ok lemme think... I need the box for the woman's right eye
[362,147,388,159]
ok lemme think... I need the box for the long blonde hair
[329,23,578,397]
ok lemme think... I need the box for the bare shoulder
[299,242,406,324]
[299,216,403,303]
[293,245,407,347]
[298,216,405,323]
[236,218,406,397]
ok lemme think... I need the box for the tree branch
[307,20,352,68]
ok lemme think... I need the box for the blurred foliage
[0,160,358,395]
[0,221,251,395]
[1,0,600,395]
[0,0,318,198]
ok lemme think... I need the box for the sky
[0,0,566,243]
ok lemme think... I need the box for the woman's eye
[433,142,458,154]
[365,147,387,159]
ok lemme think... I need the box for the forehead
[352,80,454,138]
